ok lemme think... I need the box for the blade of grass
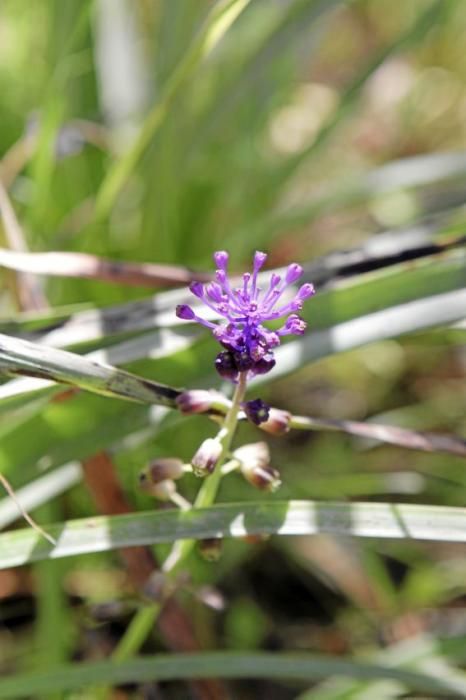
[1,287,464,410]
[94,0,252,220]
[1,500,465,569]
[0,650,464,698]
[0,246,463,350]
[0,248,211,287]
[253,288,466,386]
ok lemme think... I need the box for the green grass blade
[1,286,464,409]
[1,500,465,569]
[254,288,466,386]
[0,332,181,406]
[0,651,464,698]
[94,0,252,220]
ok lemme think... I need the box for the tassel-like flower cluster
[176,251,315,382]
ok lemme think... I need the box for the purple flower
[176,251,315,382]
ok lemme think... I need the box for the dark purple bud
[192,438,223,477]
[215,350,239,381]
[253,251,267,272]
[252,353,276,376]
[213,251,229,270]
[189,281,204,298]
[285,263,303,284]
[258,408,291,436]
[176,304,196,320]
[233,349,254,372]
[243,398,270,425]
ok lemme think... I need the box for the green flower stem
[162,371,248,572]
[111,372,248,662]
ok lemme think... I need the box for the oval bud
[253,251,267,272]
[215,350,239,381]
[213,250,229,270]
[243,398,270,425]
[258,408,291,436]
[192,438,223,477]
[176,389,229,415]
[189,281,204,298]
[140,458,184,485]
[234,441,270,468]
[139,477,177,500]
[176,304,195,320]
[285,263,303,284]
[242,464,281,492]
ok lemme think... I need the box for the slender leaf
[0,651,464,698]
[1,500,465,569]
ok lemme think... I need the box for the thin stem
[112,372,248,659]
[163,372,248,572]
[112,604,161,662]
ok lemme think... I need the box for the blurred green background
[0,1,465,698]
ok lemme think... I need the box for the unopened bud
[243,398,270,425]
[258,408,291,436]
[176,389,229,415]
[140,458,184,485]
[139,476,177,500]
[234,442,281,492]
[234,442,270,468]
[192,438,223,477]
[198,538,223,562]
[243,464,281,492]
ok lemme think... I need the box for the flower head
[176,251,315,382]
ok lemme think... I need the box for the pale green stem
[111,372,248,663]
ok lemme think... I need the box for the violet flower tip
[253,251,267,270]
[189,281,204,298]
[176,304,195,320]
[213,251,229,270]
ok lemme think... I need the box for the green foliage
[0,0,465,698]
